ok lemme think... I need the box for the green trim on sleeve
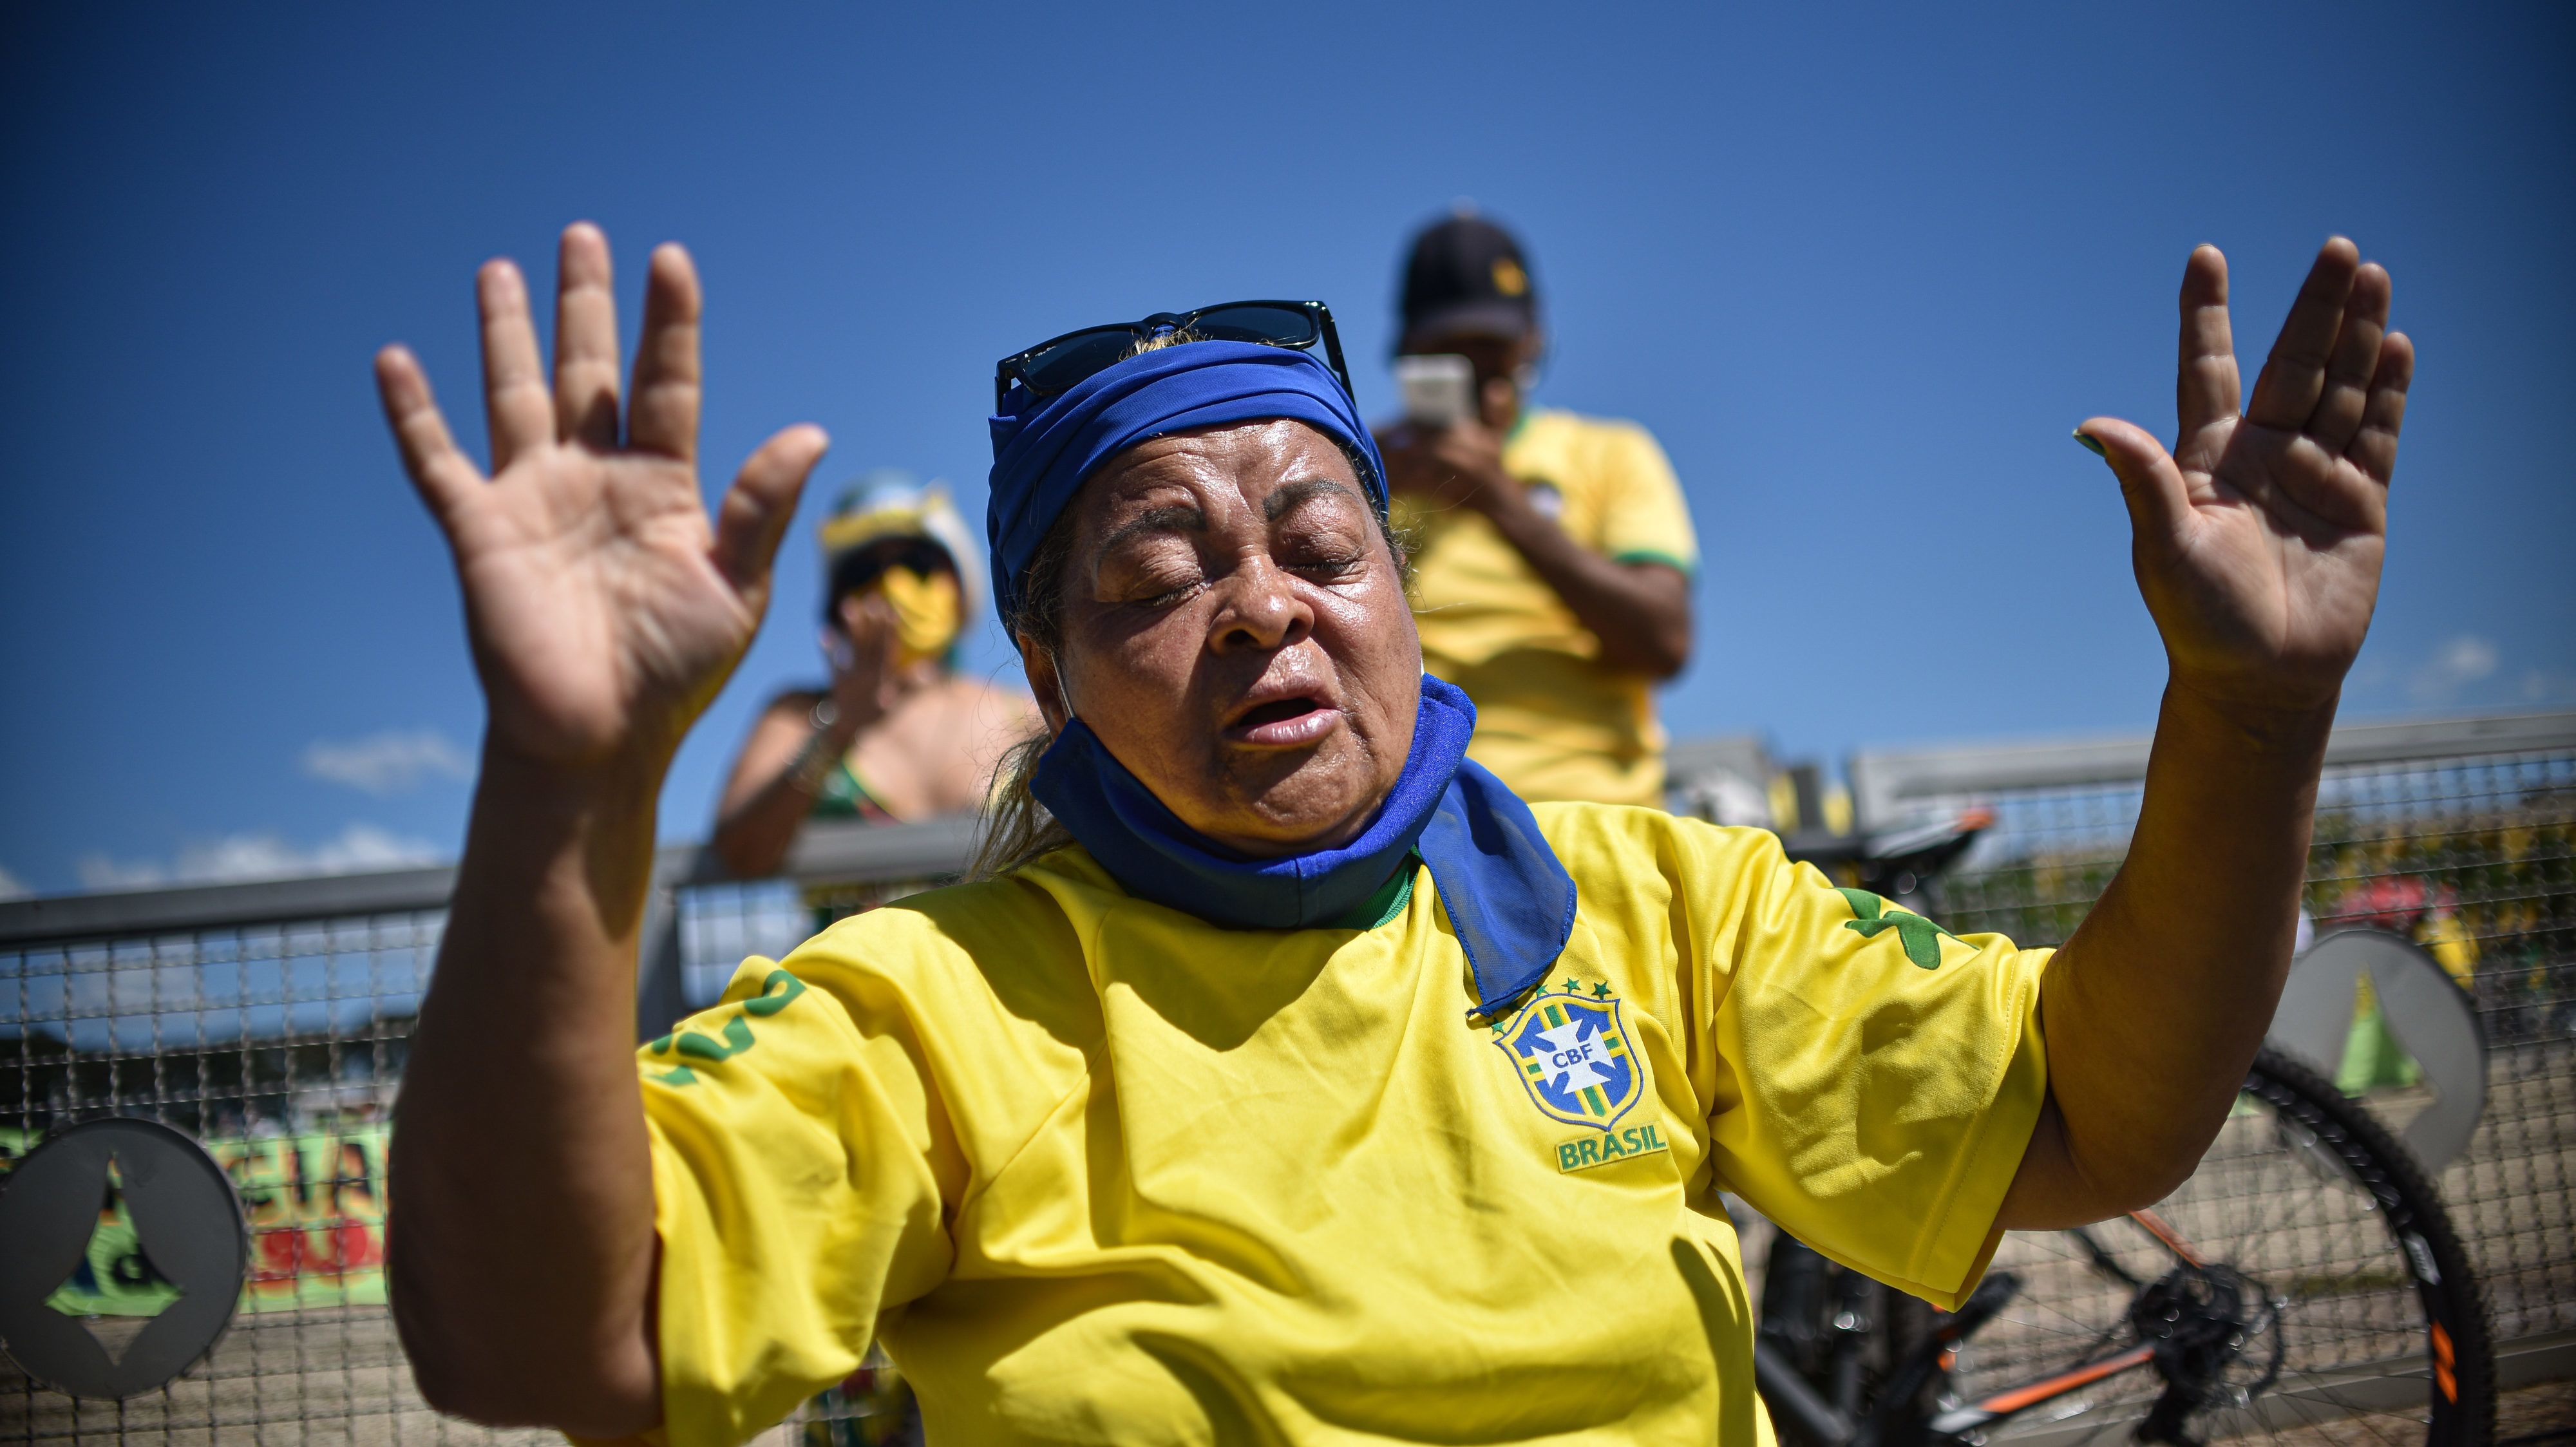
[1611,548,1698,576]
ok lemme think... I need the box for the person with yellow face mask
[712,473,1040,878]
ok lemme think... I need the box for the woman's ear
[1018,633,1070,732]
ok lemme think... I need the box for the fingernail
[2072,430,2107,457]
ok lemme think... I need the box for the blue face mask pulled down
[1030,675,1573,1019]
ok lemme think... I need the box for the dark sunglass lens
[1189,305,1318,347]
[1021,330,1140,394]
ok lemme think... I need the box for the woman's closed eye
[1273,519,1372,584]
[1285,544,1366,582]
[1097,545,1208,607]
[1088,497,1218,607]
[1262,480,1376,586]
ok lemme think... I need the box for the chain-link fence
[1858,714,2576,1358]
[1,894,475,1447]
[0,823,967,1447]
[6,714,2570,1443]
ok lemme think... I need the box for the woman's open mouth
[1224,695,1341,748]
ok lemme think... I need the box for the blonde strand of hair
[972,726,1074,878]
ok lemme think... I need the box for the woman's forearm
[388,744,665,1435]
[2003,681,2333,1227]
[713,752,827,877]
[713,703,873,877]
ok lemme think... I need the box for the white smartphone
[1396,354,1475,428]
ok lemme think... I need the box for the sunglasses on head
[994,300,1353,411]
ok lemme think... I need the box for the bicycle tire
[1947,1044,2495,1447]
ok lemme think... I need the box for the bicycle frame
[1774,1206,2228,1447]
[1918,1342,2161,1443]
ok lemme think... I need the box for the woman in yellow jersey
[375,223,2413,1446]
[709,473,1037,879]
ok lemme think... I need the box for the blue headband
[985,341,1388,622]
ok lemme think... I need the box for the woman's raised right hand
[375,223,828,772]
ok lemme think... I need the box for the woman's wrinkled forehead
[1070,422,1368,539]
[1094,420,1353,489]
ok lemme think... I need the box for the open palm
[2082,239,2412,714]
[375,225,827,768]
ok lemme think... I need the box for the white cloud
[2523,668,2576,704]
[0,864,31,901]
[75,823,444,891]
[74,854,166,891]
[2406,634,2500,705]
[302,728,471,796]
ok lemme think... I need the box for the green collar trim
[1329,859,1417,931]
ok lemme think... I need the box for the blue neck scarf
[1031,675,1575,1019]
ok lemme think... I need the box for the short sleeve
[638,955,958,1446]
[1701,833,2050,1309]
[1594,423,1698,574]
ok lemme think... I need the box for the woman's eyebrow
[1098,503,1205,554]
[1264,478,1363,520]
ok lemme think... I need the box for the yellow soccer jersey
[1394,409,1699,807]
[631,806,2049,1446]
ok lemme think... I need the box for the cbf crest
[1492,982,1643,1130]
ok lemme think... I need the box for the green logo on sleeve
[645,968,808,1086]
[1833,889,1958,970]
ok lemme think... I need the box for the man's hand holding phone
[1376,352,1523,515]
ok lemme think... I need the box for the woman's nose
[1208,556,1311,654]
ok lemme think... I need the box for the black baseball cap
[1398,211,1539,345]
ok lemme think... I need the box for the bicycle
[1748,813,2497,1447]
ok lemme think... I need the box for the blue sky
[3,3,2569,896]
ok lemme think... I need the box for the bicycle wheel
[1950,1045,2495,1447]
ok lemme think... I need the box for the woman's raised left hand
[2080,239,2412,716]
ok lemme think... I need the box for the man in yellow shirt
[1378,213,1697,806]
